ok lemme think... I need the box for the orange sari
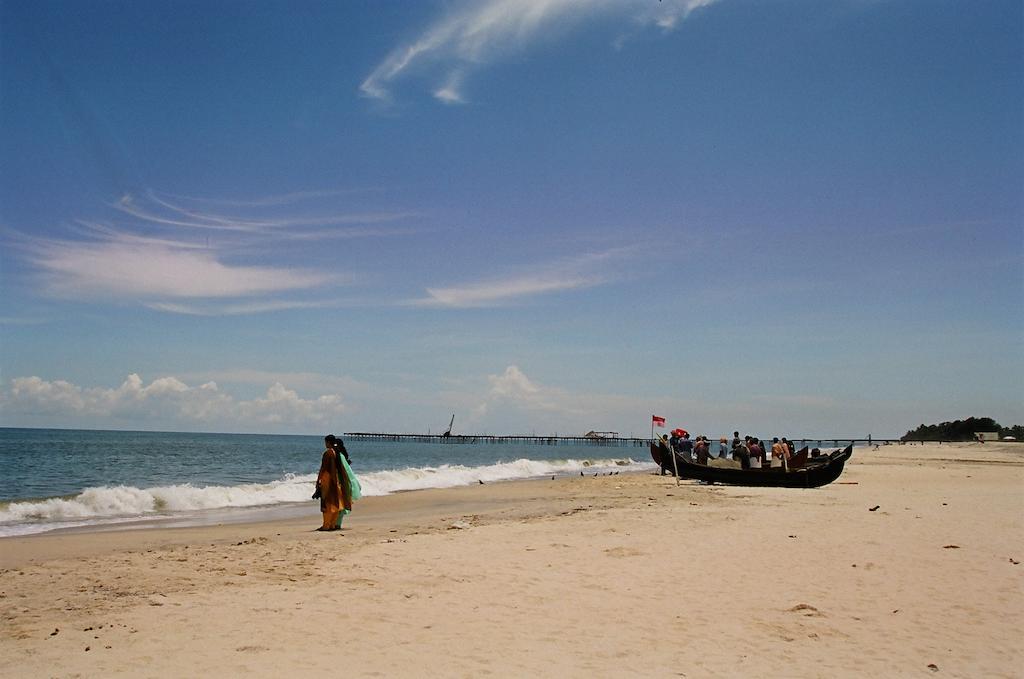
[317,447,343,530]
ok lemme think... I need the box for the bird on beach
[478,480,485,485]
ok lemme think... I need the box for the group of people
[313,434,361,531]
[666,429,797,471]
[727,432,797,470]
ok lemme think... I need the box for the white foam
[0,457,652,537]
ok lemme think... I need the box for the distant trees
[901,417,1021,442]
[1000,424,1024,440]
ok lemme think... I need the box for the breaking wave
[0,457,649,537]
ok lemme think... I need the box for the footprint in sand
[788,603,825,617]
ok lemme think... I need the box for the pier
[344,434,912,447]
[344,433,649,447]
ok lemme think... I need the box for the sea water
[0,428,653,537]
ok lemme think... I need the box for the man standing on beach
[731,438,751,469]
[678,432,694,461]
[771,437,787,468]
[669,429,683,454]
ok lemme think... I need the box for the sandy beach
[2,442,1021,678]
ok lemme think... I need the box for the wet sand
[2,442,1021,677]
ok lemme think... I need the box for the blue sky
[1,0,1021,437]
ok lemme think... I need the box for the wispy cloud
[418,271,600,308]
[0,316,52,326]
[9,189,416,315]
[172,368,415,408]
[115,191,417,235]
[29,238,335,300]
[360,0,719,104]
[433,71,467,105]
[156,188,385,208]
[174,369,366,393]
[144,299,342,316]
[411,246,637,307]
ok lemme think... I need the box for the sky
[1,0,1021,438]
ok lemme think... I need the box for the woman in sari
[315,435,343,530]
[332,438,361,529]
[314,435,361,531]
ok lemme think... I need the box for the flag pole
[670,438,680,486]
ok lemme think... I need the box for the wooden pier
[343,433,649,447]
[344,434,910,447]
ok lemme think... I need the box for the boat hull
[650,441,853,488]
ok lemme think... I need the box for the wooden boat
[650,440,816,471]
[650,440,665,467]
[650,439,853,488]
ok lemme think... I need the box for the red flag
[652,415,666,428]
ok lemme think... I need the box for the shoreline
[0,463,651,541]
[0,471,651,569]
[2,442,1021,677]
[6,439,991,541]
[0,450,654,539]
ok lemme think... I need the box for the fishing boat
[650,438,853,488]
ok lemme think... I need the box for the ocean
[0,428,653,537]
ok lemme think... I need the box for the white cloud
[175,369,367,394]
[30,239,333,300]
[411,246,636,307]
[489,365,540,398]
[418,271,600,307]
[1,374,348,430]
[464,365,572,424]
[156,188,383,208]
[458,364,749,436]
[360,0,720,103]
[10,189,418,313]
[145,299,340,316]
[237,383,346,426]
[0,316,51,326]
[433,71,467,104]
[487,365,565,411]
[460,365,631,432]
[116,192,417,235]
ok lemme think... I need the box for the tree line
[901,417,1023,442]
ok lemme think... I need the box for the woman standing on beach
[314,436,342,530]
[332,437,361,529]
[314,434,360,531]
